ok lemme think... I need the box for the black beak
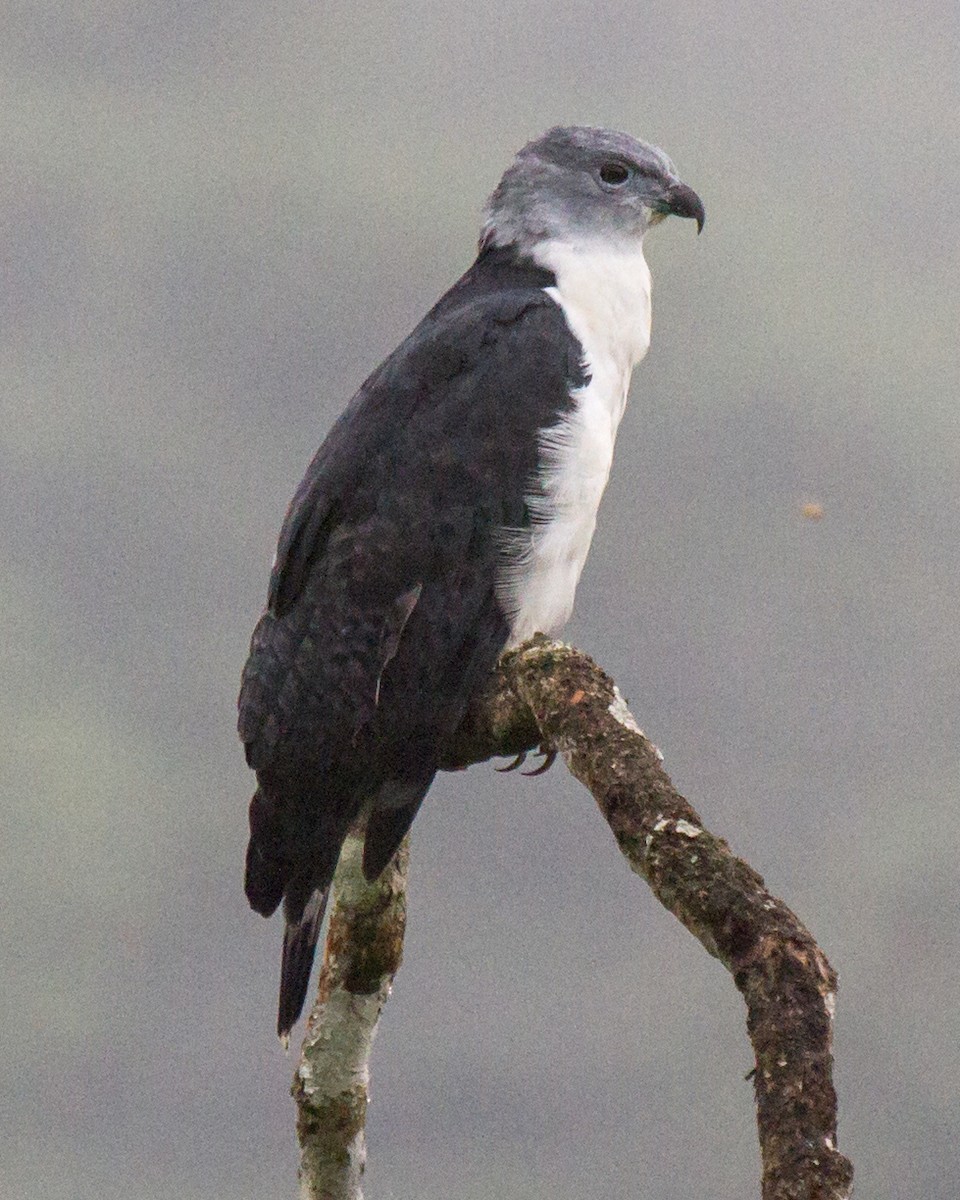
[661,182,705,234]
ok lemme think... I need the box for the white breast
[497,239,653,646]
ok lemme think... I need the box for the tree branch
[293,636,853,1200]
[293,833,408,1200]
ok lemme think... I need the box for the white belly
[497,239,653,645]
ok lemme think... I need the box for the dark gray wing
[239,280,584,1036]
[240,286,582,781]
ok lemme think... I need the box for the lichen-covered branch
[493,637,853,1200]
[294,636,853,1200]
[293,833,408,1200]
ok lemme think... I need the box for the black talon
[522,747,557,776]
[496,751,528,773]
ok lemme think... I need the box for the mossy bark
[293,835,408,1200]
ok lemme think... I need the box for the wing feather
[239,280,585,1036]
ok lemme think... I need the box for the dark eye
[599,162,631,186]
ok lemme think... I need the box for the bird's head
[482,126,704,254]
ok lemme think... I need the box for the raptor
[239,126,704,1038]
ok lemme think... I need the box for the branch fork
[293,637,853,1200]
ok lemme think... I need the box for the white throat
[535,237,653,380]
[497,236,654,645]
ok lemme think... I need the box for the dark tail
[361,769,436,881]
[278,886,330,1041]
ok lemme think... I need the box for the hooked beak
[656,181,705,234]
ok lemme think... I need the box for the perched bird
[239,126,704,1038]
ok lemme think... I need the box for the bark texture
[293,833,408,1200]
[294,636,853,1200]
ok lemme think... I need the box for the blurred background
[3,1,959,1197]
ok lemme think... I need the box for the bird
[239,125,704,1039]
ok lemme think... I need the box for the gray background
[4,1,959,1197]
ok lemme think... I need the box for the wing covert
[262,287,584,621]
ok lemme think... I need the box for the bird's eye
[599,162,631,186]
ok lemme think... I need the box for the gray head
[483,126,704,253]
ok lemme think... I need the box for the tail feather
[278,887,329,1041]
[362,770,436,881]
